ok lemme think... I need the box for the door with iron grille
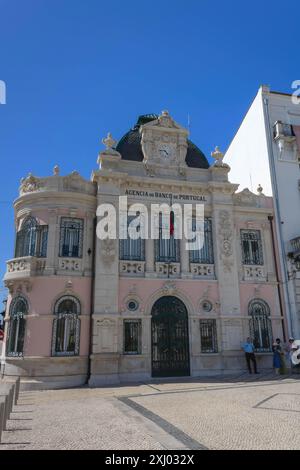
[151,296,190,377]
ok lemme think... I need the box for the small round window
[127,300,139,312]
[202,300,213,313]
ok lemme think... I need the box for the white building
[225,85,300,338]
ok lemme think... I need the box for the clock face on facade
[158,144,173,158]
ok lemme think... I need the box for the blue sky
[0,0,297,304]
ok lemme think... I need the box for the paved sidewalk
[1,372,300,450]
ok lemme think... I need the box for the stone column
[145,238,155,276]
[180,234,190,278]
[44,209,58,275]
[209,165,242,362]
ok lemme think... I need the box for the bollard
[15,376,20,405]
[0,395,8,431]
[1,376,21,405]
[0,383,15,418]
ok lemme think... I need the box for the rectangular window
[119,216,145,261]
[36,226,49,258]
[200,319,218,353]
[241,230,263,265]
[155,213,180,263]
[189,217,214,264]
[124,320,141,354]
[59,218,84,258]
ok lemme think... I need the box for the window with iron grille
[52,296,81,356]
[6,296,28,357]
[59,218,84,258]
[189,217,214,263]
[241,230,263,265]
[124,320,141,354]
[119,215,145,261]
[15,217,48,258]
[200,319,218,353]
[248,299,272,352]
[155,213,180,263]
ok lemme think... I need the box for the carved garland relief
[218,210,234,273]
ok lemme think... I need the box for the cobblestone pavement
[1,372,300,450]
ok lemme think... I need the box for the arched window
[6,296,28,357]
[248,299,272,352]
[52,296,81,356]
[15,217,48,258]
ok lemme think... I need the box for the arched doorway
[151,296,190,377]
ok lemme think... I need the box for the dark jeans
[245,352,257,373]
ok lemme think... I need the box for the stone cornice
[14,191,97,211]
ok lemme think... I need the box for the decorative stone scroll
[20,174,42,194]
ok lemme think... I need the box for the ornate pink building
[1,112,287,389]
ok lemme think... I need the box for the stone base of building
[0,352,274,390]
[1,356,89,390]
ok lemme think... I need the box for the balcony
[243,265,266,281]
[4,256,46,281]
[273,121,295,142]
[290,237,300,258]
[119,260,145,276]
[190,263,215,279]
[273,121,298,162]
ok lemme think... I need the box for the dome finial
[102,132,117,150]
[257,184,263,195]
[53,165,60,176]
[211,146,224,165]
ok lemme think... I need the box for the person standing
[287,338,300,374]
[272,338,285,374]
[241,337,258,374]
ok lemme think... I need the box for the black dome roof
[116,114,209,169]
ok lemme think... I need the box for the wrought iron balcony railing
[290,236,300,258]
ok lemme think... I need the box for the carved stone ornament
[20,173,41,194]
[218,210,234,273]
[162,281,177,295]
[65,279,73,290]
[211,146,229,168]
[102,132,117,150]
[101,238,116,264]
[4,280,15,295]
[99,132,121,159]
[62,171,96,196]
[144,161,155,176]
[257,184,266,196]
[53,165,60,176]
[234,188,258,206]
[157,110,178,129]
